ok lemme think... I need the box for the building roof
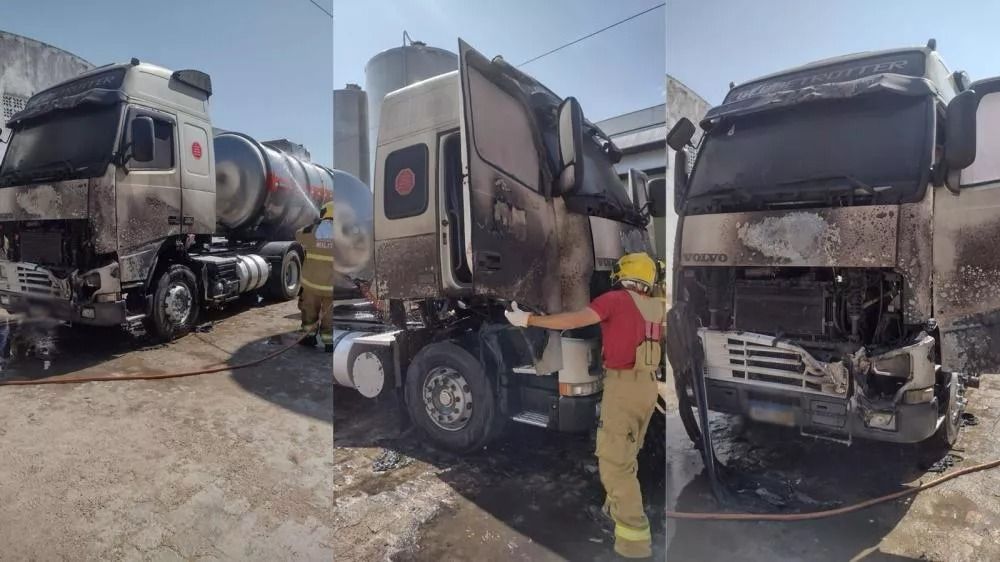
[596,104,665,153]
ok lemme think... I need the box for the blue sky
[2,0,334,166]
[333,0,666,123]
[669,0,1000,107]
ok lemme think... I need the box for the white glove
[505,301,532,328]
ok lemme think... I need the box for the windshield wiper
[24,159,78,182]
[777,174,877,196]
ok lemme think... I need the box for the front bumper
[698,329,942,444]
[706,379,941,443]
[0,291,127,326]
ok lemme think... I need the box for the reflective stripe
[305,254,334,263]
[319,332,335,344]
[301,278,334,292]
[614,520,651,542]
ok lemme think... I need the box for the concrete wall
[0,30,93,161]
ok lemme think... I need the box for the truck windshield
[0,104,122,186]
[684,94,932,212]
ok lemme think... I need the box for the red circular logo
[394,168,416,196]
[192,142,203,159]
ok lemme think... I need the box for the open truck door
[934,78,1000,374]
[458,39,560,311]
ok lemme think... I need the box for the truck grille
[14,265,63,298]
[700,330,847,396]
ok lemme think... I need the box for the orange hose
[666,457,1000,521]
[0,333,307,386]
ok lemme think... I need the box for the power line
[307,0,333,18]
[518,3,665,68]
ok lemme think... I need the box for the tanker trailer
[0,60,333,340]
[330,168,373,299]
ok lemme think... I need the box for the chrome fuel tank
[332,168,373,296]
[214,132,333,240]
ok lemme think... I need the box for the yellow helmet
[320,201,334,219]
[611,252,657,289]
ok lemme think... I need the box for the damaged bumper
[698,329,941,443]
[0,260,126,326]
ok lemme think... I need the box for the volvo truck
[330,40,667,453]
[666,40,998,447]
[0,59,334,340]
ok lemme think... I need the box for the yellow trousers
[298,290,333,344]
[596,368,658,558]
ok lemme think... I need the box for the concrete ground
[664,375,1000,561]
[332,390,667,561]
[0,299,334,560]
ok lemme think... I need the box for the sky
[332,0,666,124]
[2,0,334,166]
[668,0,1000,107]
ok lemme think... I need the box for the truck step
[511,410,550,428]
[123,314,147,338]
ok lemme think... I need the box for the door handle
[477,251,502,271]
[167,216,180,225]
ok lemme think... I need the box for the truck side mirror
[673,149,689,214]
[945,89,978,171]
[667,117,696,151]
[648,177,667,218]
[131,116,156,163]
[556,97,584,196]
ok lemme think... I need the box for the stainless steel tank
[332,168,373,296]
[364,41,457,179]
[334,84,370,186]
[214,132,334,240]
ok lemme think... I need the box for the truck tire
[404,341,501,454]
[266,247,303,301]
[146,264,199,342]
[674,368,704,449]
[929,372,962,449]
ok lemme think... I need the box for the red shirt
[588,290,646,369]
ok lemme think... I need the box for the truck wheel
[404,342,501,454]
[638,402,667,482]
[674,369,704,449]
[146,265,199,341]
[266,248,302,301]
[930,372,962,449]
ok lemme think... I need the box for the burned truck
[330,39,665,453]
[0,60,332,340]
[667,40,1000,447]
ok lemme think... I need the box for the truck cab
[333,39,665,453]
[0,60,321,340]
[667,42,999,446]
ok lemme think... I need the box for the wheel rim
[163,282,193,326]
[422,366,473,431]
[284,258,301,293]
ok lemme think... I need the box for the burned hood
[0,178,92,222]
[702,73,937,128]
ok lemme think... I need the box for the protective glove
[504,301,532,328]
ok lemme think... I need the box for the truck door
[116,106,181,283]
[458,39,560,311]
[934,78,1000,374]
[178,118,215,235]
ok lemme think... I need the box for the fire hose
[0,332,307,386]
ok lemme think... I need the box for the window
[127,111,175,170]
[384,143,428,219]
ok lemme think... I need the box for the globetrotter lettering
[683,253,729,263]
[729,58,911,102]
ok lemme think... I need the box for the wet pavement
[664,375,1000,561]
[332,390,667,561]
[0,301,334,559]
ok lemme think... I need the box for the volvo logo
[683,253,729,263]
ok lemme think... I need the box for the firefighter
[295,201,335,351]
[504,252,665,559]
